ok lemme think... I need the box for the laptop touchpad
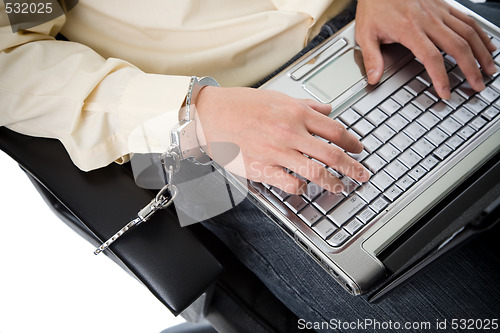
[303,48,366,104]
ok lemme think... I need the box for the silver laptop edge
[224,0,500,295]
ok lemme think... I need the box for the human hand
[355,0,497,99]
[194,87,371,194]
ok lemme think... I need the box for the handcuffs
[94,76,219,255]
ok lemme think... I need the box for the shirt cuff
[77,68,192,170]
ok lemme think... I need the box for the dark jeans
[205,1,500,332]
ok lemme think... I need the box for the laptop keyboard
[264,35,500,248]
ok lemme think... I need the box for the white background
[0,150,184,333]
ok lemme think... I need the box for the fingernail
[358,168,371,183]
[440,86,451,100]
[355,141,364,153]
[367,69,380,84]
[489,40,497,52]
[487,61,497,75]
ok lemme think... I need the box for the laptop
[223,0,500,297]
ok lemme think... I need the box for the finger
[303,114,363,153]
[450,7,497,53]
[356,31,385,84]
[298,137,370,183]
[302,99,332,116]
[426,21,485,92]
[444,12,496,76]
[256,164,307,195]
[278,151,345,193]
[402,29,451,99]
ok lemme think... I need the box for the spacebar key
[352,60,424,115]
[327,194,367,227]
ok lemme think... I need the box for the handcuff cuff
[94,76,219,255]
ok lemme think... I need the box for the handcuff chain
[94,147,179,255]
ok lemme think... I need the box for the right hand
[194,86,370,194]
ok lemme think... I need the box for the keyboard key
[386,114,409,132]
[448,72,462,90]
[434,144,453,160]
[379,98,402,115]
[450,66,466,81]
[341,177,359,195]
[328,194,366,227]
[356,182,381,203]
[344,218,364,235]
[464,96,488,114]
[444,54,457,66]
[327,229,350,247]
[285,195,308,213]
[373,124,396,142]
[352,118,375,137]
[452,107,474,124]
[413,94,435,110]
[430,101,453,119]
[378,143,401,162]
[298,205,323,226]
[372,197,389,213]
[417,111,440,130]
[363,153,386,173]
[358,207,377,224]
[400,103,423,121]
[470,116,487,130]
[417,71,432,86]
[385,159,409,179]
[446,134,464,150]
[491,75,500,91]
[412,138,435,157]
[303,182,323,201]
[456,81,476,99]
[398,149,420,168]
[405,78,427,95]
[444,91,466,109]
[339,108,362,126]
[361,134,383,153]
[351,60,424,116]
[458,125,476,140]
[479,86,500,103]
[326,167,341,178]
[425,127,448,146]
[313,191,344,214]
[425,87,440,102]
[347,128,362,140]
[271,187,290,201]
[439,117,462,135]
[384,185,403,202]
[409,165,427,181]
[404,122,427,141]
[349,149,369,162]
[371,171,395,191]
[396,175,415,190]
[366,108,389,126]
[390,132,414,151]
[421,155,439,170]
[393,88,414,105]
[313,218,337,239]
[483,106,500,120]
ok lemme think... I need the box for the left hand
[355,0,497,99]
